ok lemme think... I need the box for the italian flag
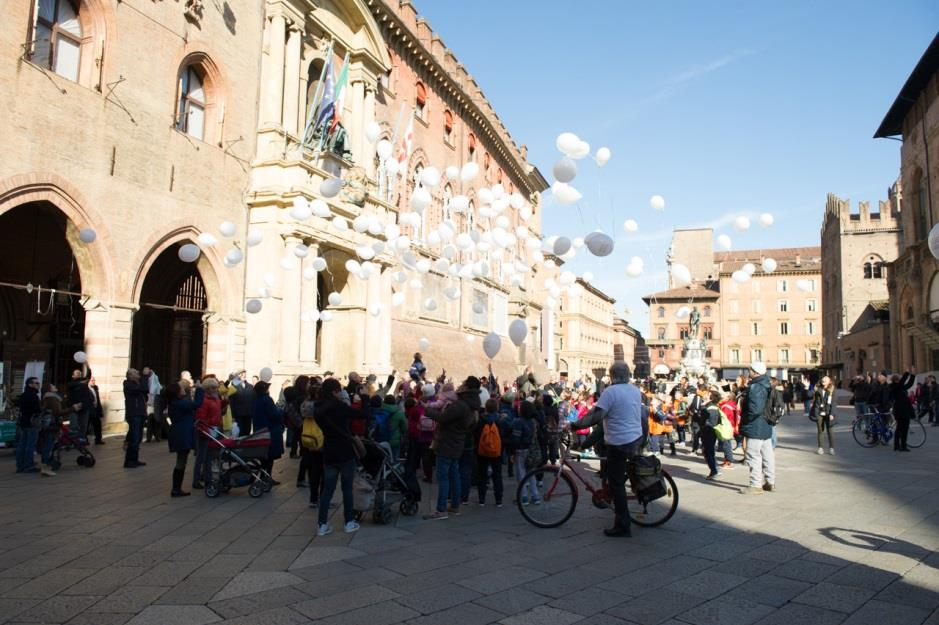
[329,58,349,133]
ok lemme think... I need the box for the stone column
[299,242,319,363]
[350,79,366,166]
[283,22,302,136]
[262,13,286,127]
[83,301,134,431]
[363,86,376,178]
[363,268,382,371]
[280,236,302,363]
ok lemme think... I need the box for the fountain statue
[676,305,717,384]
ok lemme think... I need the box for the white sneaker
[829,448,835,456]
[816,447,824,455]
[317,524,332,537]
[343,521,360,534]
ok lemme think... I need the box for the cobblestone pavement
[1,402,938,625]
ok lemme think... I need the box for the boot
[40,464,57,477]
[171,468,190,497]
[604,514,632,537]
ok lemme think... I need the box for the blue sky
[415,2,938,333]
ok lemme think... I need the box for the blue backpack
[372,409,392,442]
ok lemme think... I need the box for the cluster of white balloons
[549,132,610,206]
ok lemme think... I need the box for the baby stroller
[197,423,272,498]
[50,423,95,470]
[353,439,421,524]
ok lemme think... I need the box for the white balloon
[416,259,431,274]
[732,270,750,284]
[392,291,406,307]
[376,139,393,160]
[676,306,690,319]
[259,367,273,383]
[293,243,310,258]
[478,187,494,206]
[595,146,611,167]
[650,195,666,211]
[78,228,96,244]
[245,299,263,314]
[365,121,381,144]
[623,219,638,233]
[420,167,441,189]
[552,236,572,256]
[671,263,692,287]
[796,279,813,292]
[742,262,756,275]
[759,212,775,227]
[626,263,643,278]
[310,199,331,218]
[279,256,296,271]
[733,216,751,232]
[569,140,590,160]
[178,243,200,263]
[443,286,461,301]
[320,178,342,198]
[473,301,485,314]
[356,245,375,260]
[367,217,384,236]
[218,221,237,237]
[556,132,581,156]
[368,303,382,317]
[427,230,442,246]
[434,258,451,273]
[491,184,505,199]
[197,232,218,247]
[582,271,594,283]
[456,233,474,251]
[418,337,430,351]
[585,231,614,257]
[392,270,407,284]
[460,161,480,183]
[327,292,342,307]
[311,257,327,271]
[302,266,316,281]
[551,182,582,205]
[482,331,502,359]
[395,235,411,251]
[508,319,528,347]
[225,247,244,265]
[352,215,371,233]
[73,351,87,364]
[559,270,576,286]
[385,223,401,240]
[717,234,732,251]
[553,158,577,183]
[308,310,320,322]
[320,310,334,322]
[385,159,400,176]
[630,256,645,268]
[445,165,459,180]
[331,216,348,231]
[509,192,525,209]
[289,197,311,221]
[762,257,778,273]
[423,297,439,312]
[450,195,469,213]
[441,244,457,259]
[409,278,424,290]
[344,259,361,273]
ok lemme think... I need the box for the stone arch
[0,172,113,299]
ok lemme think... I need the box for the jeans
[40,430,56,465]
[720,439,734,462]
[817,414,834,449]
[744,437,775,487]
[514,449,540,503]
[124,414,145,466]
[435,455,461,512]
[476,455,503,504]
[803,400,812,415]
[701,427,718,475]
[854,401,869,418]
[605,437,644,520]
[771,427,778,449]
[70,409,89,440]
[192,433,209,485]
[319,459,355,525]
[459,448,475,501]
[15,426,38,472]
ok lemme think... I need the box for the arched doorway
[131,244,209,381]
[0,202,85,386]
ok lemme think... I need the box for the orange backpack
[478,422,502,458]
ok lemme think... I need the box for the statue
[340,166,368,207]
[689,306,701,340]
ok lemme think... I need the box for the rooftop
[874,32,939,138]
[642,281,720,303]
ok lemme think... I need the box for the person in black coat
[314,378,361,536]
[88,378,105,445]
[123,369,150,468]
[888,370,916,452]
[252,381,284,485]
[164,381,205,497]
[15,378,42,473]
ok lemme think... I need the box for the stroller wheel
[373,505,394,525]
[399,500,419,516]
[84,456,96,468]
[248,481,264,498]
[76,456,86,466]
[205,482,220,498]
[261,479,272,493]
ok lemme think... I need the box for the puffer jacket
[428,389,479,459]
[740,374,772,440]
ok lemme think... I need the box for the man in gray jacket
[740,362,774,494]
[424,377,480,520]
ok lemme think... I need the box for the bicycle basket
[631,454,661,476]
[630,455,666,503]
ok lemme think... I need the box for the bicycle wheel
[516,466,577,528]
[907,420,926,448]
[628,469,678,527]
[852,415,877,448]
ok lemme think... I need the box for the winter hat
[750,362,767,376]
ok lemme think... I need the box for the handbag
[714,413,733,441]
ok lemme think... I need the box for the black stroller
[354,439,421,524]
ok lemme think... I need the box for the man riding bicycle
[566,361,647,537]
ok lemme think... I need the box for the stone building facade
[642,283,720,376]
[820,190,901,379]
[0,0,263,421]
[613,317,642,374]
[555,279,616,381]
[875,33,939,373]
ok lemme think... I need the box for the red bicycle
[516,438,678,529]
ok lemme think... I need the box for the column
[299,243,319,362]
[262,13,286,127]
[283,23,302,136]
[350,79,366,166]
[363,86,376,178]
[83,301,134,431]
[280,236,302,362]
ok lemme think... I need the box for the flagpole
[313,51,350,165]
[300,40,334,155]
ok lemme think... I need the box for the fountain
[675,306,718,385]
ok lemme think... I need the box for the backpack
[419,413,435,433]
[763,388,784,426]
[714,412,734,441]
[478,422,502,457]
[372,408,392,442]
[301,417,324,451]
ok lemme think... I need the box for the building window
[752,280,761,294]
[779,348,790,364]
[752,322,760,336]
[806,321,816,335]
[32,0,82,82]
[752,300,762,314]
[176,65,207,140]
[492,291,508,336]
[658,349,665,358]
[806,299,817,312]
[729,349,740,364]
[778,300,788,312]
[863,262,873,279]
[808,349,819,363]
[657,306,665,318]
[778,279,788,292]
[779,321,789,335]
[703,305,712,317]
[729,322,739,336]
[415,82,427,121]
[729,300,739,314]
[703,327,713,340]
[471,289,488,327]
[752,348,763,362]
[657,327,666,340]
[443,109,454,143]
[468,132,476,158]
[873,262,884,279]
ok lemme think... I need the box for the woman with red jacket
[192,376,222,489]
[718,391,738,469]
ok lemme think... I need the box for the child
[475,399,507,507]
[408,352,427,382]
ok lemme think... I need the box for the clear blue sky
[415,2,938,333]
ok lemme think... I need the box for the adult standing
[740,362,775,494]
[889,370,916,452]
[252,381,284,485]
[701,390,722,480]
[164,381,205,497]
[516,366,539,397]
[813,376,836,455]
[67,369,94,441]
[850,374,871,420]
[88,377,105,445]
[144,367,163,442]
[315,378,361,536]
[229,370,255,436]
[123,368,150,469]
[925,375,939,426]
[15,377,41,473]
[568,361,646,537]
[300,379,325,505]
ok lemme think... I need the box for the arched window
[873,262,884,279]
[442,184,453,221]
[703,305,712,317]
[306,59,325,122]
[415,82,427,121]
[467,132,476,158]
[657,327,665,340]
[176,65,207,140]
[32,0,82,82]
[657,306,665,318]
[444,110,454,143]
[863,262,873,279]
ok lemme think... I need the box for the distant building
[556,279,616,382]
[820,190,901,380]
[613,317,643,374]
[875,33,939,372]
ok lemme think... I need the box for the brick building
[555,279,616,382]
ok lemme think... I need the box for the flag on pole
[329,57,349,134]
[395,111,414,166]
[313,54,336,131]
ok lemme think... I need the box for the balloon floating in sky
[73,351,87,364]
[676,306,690,319]
[551,182,582,205]
[762,257,778,273]
[376,139,393,160]
[585,231,614,257]
[734,215,751,232]
[595,147,611,167]
[650,195,666,211]
[671,263,692,287]
[327,292,342,307]
[259,367,273,383]
[717,234,732,251]
[418,337,430,351]
[197,232,218,247]
[218,221,237,237]
[796,279,813,292]
[623,219,638,233]
[320,178,342,198]
[732,270,750,283]
[483,331,502,359]
[365,121,381,144]
[420,167,441,189]
[508,319,527,347]
[552,158,577,183]
[759,212,775,227]
[460,161,479,183]
[246,230,263,247]
[742,262,756,275]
